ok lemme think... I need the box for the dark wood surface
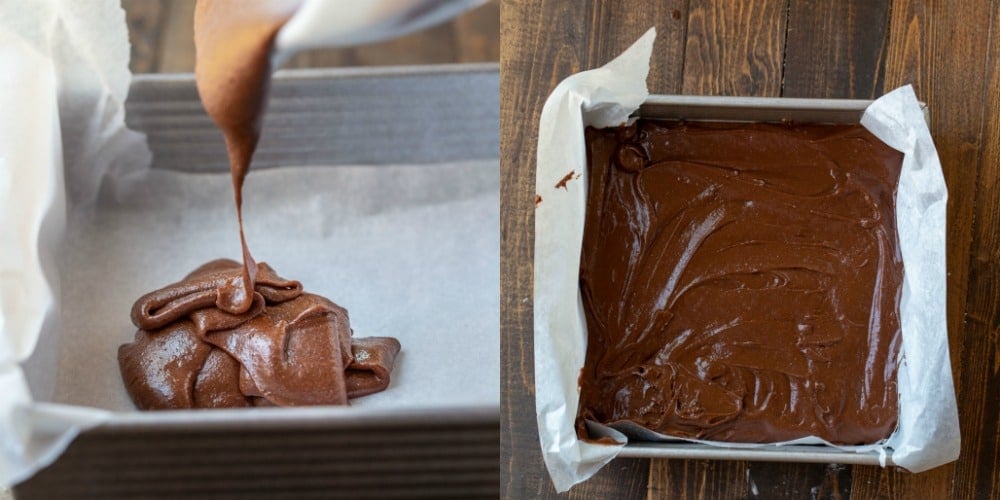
[500,0,1000,498]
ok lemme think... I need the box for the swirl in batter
[577,120,904,445]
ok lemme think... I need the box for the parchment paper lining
[532,28,958,492]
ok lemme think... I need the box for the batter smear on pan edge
[577,120,903,444]
[118,0,399,409]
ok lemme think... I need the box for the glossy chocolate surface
[118,1,401,409]
[194,0,301,312]
[119,259,400,409]
[578,120,903,445]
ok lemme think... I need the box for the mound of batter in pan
[119,259,400,409]
[578,120,904,445]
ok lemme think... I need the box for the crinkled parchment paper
[1,0,145,485]
[1,0,498,486]
[533,28,958,492]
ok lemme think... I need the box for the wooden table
[500,1,1000,498]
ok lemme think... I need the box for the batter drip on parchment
[119,0,400,409]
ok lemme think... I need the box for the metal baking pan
[14,63,500,499]
[612,94,924,466]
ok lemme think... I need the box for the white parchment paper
[1,0,499,487]
[55,161,499,412]
[1,0,144,486]
[533,28,959,492]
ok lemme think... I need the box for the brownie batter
[193,0,301,312]
[119,260,401,409]
[118,0,401,408]
[577,120,904,445]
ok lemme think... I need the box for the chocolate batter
[120,260,400,409]
[193,0,301,312]
[118,0,401,408]
[577,120,904,445]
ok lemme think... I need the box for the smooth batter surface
[578,120,904,445]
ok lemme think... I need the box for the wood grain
[748,462,852,499]
[782,0,891,98]
[681,0,788,96]
[585,0,688,95]
[502,1,654,496]
[881,0,992,370]
[847,1,999,497]
[650,460,749,500]
[501,0,704,496]
[500,2,611,496]
[503,0,1000,498]
[953,2,1000,498]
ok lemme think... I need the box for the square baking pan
[14,63,500,499]
[607,94,926,466]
